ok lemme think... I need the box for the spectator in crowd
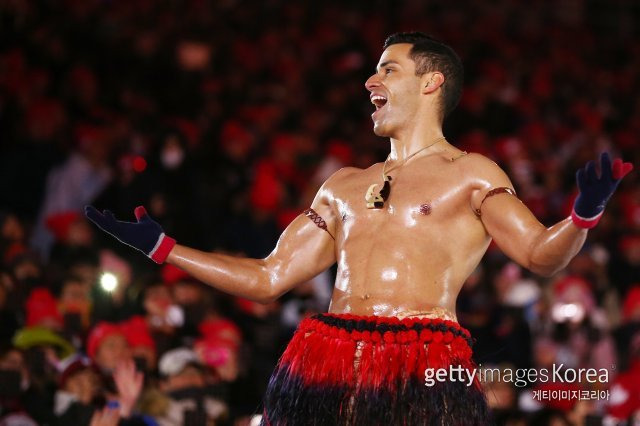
[155,347,228,426]
[54,356,102,424]
[87,322,131,374]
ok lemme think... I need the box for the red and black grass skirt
[261,313,491,425]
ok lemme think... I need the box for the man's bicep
[479,193,546,268]
[468,156,545,268]
[264,202,336,298]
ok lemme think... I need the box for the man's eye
[385,68,393,74]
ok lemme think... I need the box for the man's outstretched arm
[480,196,588,277]
[165,202,336,302]
[474,152,632,277]
[86,185,338,303]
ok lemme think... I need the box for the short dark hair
[384,32,463,119]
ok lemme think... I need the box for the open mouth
[371,95,388,110]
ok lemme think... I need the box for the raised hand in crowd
[112,358,143,419]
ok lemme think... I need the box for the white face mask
[166,304,184,327]
[21,374,30,391]
[161,147,184,169]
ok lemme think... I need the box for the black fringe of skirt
[261,313,492,426]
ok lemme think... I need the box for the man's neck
[388,124,445,162]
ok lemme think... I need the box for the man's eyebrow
[376,60,399,71]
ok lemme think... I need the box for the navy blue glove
[85,205,176,263]
[571,152,633,228]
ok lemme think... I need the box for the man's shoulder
[455,152,500,169]
[322,166,371,188]
[312,166,368,208]
[454,152,511,184]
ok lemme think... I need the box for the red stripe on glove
[570,209,604,229]
[150,234,177,264]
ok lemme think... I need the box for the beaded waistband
[300,313,474,348]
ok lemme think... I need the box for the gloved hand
[571,152,633,229]
[85,206,176,264]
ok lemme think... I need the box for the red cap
[161,264,191,285]
[553,275,595,311]
[25,287,62,328]
[58,356,97,388]
[195,318,242,370]
[86,322,124,359]
[120,316,155,353]
[623,286,640,322]
[45,211,82,242]
[198,318,241,348]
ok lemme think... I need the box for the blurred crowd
[1,0,640,425]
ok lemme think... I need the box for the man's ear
[422,72,445,95]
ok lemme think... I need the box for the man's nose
[365,74,381,91]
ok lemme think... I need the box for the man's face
[95,334,131,371]
[365,43,423,137]
[60,281,89,306]
[0,349,25,372]
[162,365,205,392]
[65,369,100,404]
[144,284,173,316]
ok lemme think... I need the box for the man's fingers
[134,206,148,222]
[612,159,622,179]
[87,205,155,226]
[612,158,634,180]
[585,160,597,183]
[114,358,131,376]
[85,205,102,219]
[599,152,612,180]
[114,358,138,383]
[576,168,586,188]
[85,206,110,228]
[104,210,117,222]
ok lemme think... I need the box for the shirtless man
[86,33,633,425]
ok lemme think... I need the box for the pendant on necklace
[365,176,392,209]
[365,184,383,209]
[367,137,447,209]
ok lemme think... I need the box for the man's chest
[331,170,474,234]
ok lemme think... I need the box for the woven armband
[474,187,517,217]
[303,208,335,239]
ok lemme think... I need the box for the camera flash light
[100,272,118,292]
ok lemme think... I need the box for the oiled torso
[326,152,491,319]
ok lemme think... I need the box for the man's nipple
[419,203,432,215]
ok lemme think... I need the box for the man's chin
[372,122,391,137]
